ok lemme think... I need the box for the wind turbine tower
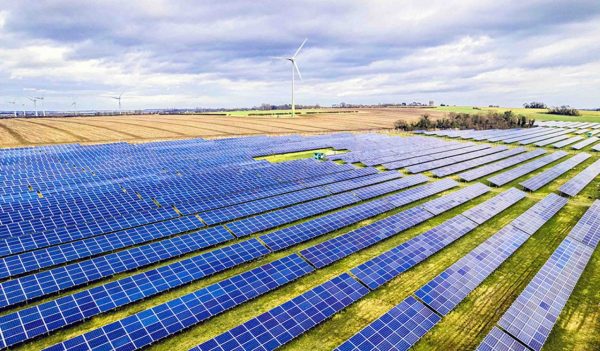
[110,92,124,114]
[36,97,46,117]
[275,39,307,117]
[28,97,39,117]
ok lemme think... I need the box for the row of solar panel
[338,193,568,351]
[0,179,463,348]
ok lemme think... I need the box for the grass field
[428,106,600,122]
[10,130,598,351]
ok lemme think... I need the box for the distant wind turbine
[36,96,46,117]
[273,38,307,117]
[7,101,17,117]
[110,92,124,114]
[27,97,40,117]
[71,100,77,113]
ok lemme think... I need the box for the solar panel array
[42,254,315,351]
[478,200,600,351]
[191,273,369,351]
[571,136,599,150]
[0,128,597,350]
[430,147,526,177]
[559,158,600,197]
[458,149,546,182]
[334,296,441,351]
[488,151,568,186]
[519,153,591,191]
[335,189,530,350]
[552,136,584,148]
[300,183,490,269]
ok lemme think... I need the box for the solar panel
[190,273,369,351]
[41,254,314,351]
[406,146,506,174]
[0,226,233,309]
[566,200,600,248]
[533,134,570,147]
[0,216,204,279]
[476,327,528,351]
[519,153,591,191]
[334,296,441,351]
[510,193,567,235]
[497,238,594,351]
[301,207,434,268]
[571,136,599,150]
[421,182,490,215]
[552,136,584,148]
[415,224,529,315]
[260,178,454,252]
[383,144,487,170]
[462,188,526,224]
[558,159,600,197]
[458,149,546,182]
[350,214,477,289]
[430,148,526,177]
[487,151,568,186]
[0,239,269,348]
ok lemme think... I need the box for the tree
[523,102,547,109]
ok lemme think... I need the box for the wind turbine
[274,38,307,117]
[36,96,46,116]
[27,97,40,117]
[110,92,124,114]
[71,100,77,114]
[7,101,17,117]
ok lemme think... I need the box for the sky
[1,0,600,111]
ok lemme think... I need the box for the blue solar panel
[510,193,568,235]
[300,207,434,268]
[421,183,490,215]
[430,148,526,177]
[0,226,233,309]
[190,273,369,351]
[406,146,505,174]
[382,144,486,170]
[551,136,583,148]
[352,214,477,289]
[571,136,598,150]
[458,149,546,182]
[415,224,529,315]
[260,178,456,252]
[497,238,594,351]
[487,151,568,186]
[0,239,269,348]
[0,216,203,279]
[41,254,314,351]
[334,296,441,351]
[476,327,528,351]
[519,153,591,191]
[462,188,526,224]
[559,159,600,197]
[566,200,600,247]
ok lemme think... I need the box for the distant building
[429,100,435,106]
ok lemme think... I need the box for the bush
[523,102,547,109]
[548,106,580,116]
[394,111,536,131]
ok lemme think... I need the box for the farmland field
[0,127,598,351]
[0,108,440,148]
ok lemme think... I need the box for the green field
[11,132,599,351]
[427,106,600,122]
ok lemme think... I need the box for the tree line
[394,111,536,131]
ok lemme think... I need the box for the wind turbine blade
[292,38,308,58]
[293,61,302,80]
[269,56,288,60]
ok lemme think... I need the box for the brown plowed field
[0,108,441,147]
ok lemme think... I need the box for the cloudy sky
[1,0,600,110]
